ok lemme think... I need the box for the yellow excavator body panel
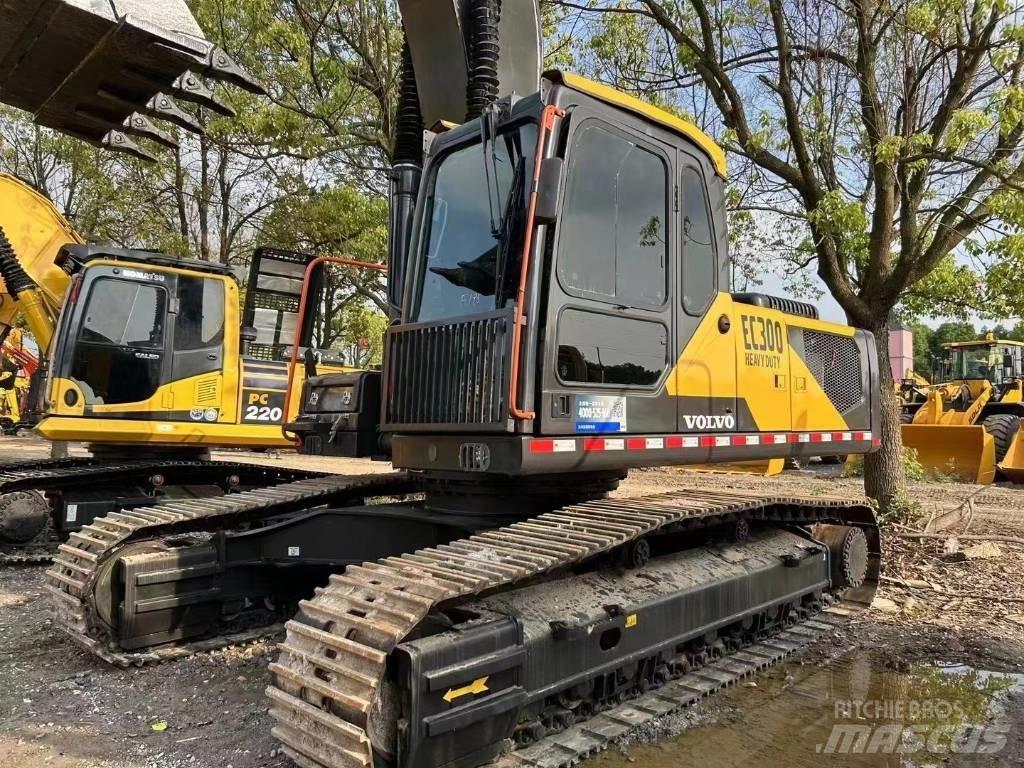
[17,252,357,449]
[39,359,354,447]
[0,173,82,350]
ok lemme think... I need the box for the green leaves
[944,110,991,151]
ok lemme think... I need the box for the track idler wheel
[0,491,49,544]
[814,524,869,588]
[618,537,651,569]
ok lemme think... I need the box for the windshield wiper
[494,156,526,304]
[427,155,525,300]
[480,104,501,237]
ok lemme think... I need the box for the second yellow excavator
[0,172,363,560]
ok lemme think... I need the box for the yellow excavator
[0,173,362,560]
[2,3,882,767]
[902,335,1024,483]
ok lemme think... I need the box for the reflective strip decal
[530,431,875,454]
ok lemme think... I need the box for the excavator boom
[0,0,264,161]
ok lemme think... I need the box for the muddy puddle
[592,652,1023,767]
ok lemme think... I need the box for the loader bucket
[997,426,1024,482]
[901,424,996,484]
[0,0,264,160]
[682,458,785,477]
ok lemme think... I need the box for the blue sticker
[575,396,627,433]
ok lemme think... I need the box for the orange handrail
[281,255,388,444]
[508,104,564,421]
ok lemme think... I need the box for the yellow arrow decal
[443,676,489,704]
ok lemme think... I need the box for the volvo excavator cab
[295,73,879,486]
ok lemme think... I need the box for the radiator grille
[385,313,511,428]
[802,330,863,414]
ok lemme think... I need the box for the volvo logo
[682,414,736,430]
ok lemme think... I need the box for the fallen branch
[895,533,1024,544]
[880,575,1024,603]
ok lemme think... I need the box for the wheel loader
[901,336,1024,483]
[0,1,882,766]
[0,173,363,562]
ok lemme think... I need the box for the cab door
[672,156,738,431]
[61,266,172,416]
[169,274,227,420]
[540,101,677,436]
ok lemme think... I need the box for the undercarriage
[44,472,878,768]
[0,455,326,565]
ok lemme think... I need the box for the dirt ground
[1,437,1023,767]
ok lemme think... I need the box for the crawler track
[496,608,852,768]
[266,490,878,768]
[44,471,418,666]
[0,458,327,566]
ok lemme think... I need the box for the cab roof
[944,339,1024,349]
[547,71,727,178]
[59,244,235,279]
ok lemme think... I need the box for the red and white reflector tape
[530,431,873,454]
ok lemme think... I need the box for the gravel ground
[0,438,1022,767]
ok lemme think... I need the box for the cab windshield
[946,344,1022,384]
[410,121,538,323]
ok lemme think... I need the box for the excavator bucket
[901,424,996,484]
[997,426,1024,482]
[0,0,264,161]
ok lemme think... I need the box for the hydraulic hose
[0,225,55,354]
[465,0,501,120]
[393,39,424,167]
[0,225,35,298]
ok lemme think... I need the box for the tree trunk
[174,144,189,245]
[861,320,905,510]
[198,131,211,261]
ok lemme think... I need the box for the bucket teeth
[100,130,158,162]
[120,113,178,149]
[171,72,236,116]
[0,0,262,156]
[195,46,267,97]
[144,93,202,134]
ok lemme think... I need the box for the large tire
[900,411,915,424]
[982,413,1020,463]
[819,455,847,465]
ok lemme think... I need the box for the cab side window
[176,276,225,351]
[557,122,668,310]
[681,165,716,316]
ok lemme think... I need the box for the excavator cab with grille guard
[294,72,880,494]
